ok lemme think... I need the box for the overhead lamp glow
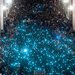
[5,0,12,5]
[68,5,74,11]
[2,5,8,11]
[62,0,70,3]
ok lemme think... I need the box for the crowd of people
[0,0,75,75]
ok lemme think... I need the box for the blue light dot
[24,49,28,53]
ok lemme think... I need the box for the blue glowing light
[56,35,61,40]
[24,49,28,53]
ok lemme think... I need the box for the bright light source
[5,0,12,5]
[2,5,8,10]
[68,5,74,11]
[0,0,13,31]
[62,0,69,3]
[24,49,27,53]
